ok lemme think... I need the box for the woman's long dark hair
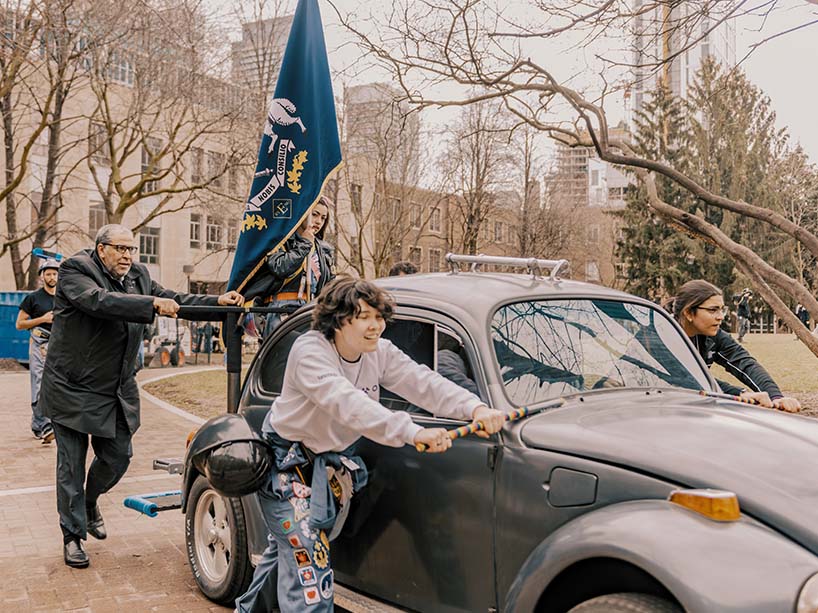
[314,196,332,240]
[665,279,722,322]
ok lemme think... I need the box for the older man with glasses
[39,224,244,569]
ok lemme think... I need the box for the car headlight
[798,572,818,613]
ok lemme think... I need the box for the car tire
[185,475,253,605]
[568,593,682,613]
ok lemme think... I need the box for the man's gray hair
[95,224,133,247]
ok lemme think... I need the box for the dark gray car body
[182,272,818,612]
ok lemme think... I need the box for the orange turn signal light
[186,429,197,449]
[669,489,740,522]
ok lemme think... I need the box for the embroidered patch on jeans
[313,539,329,570]
[319,570,334,600]
[293,548,311,568]
[290,496,310,522]
[288,534,302,548]
[298,566,317,586]
[300,519,318,541]
[303,586,321,605]
[279,517,295,533]
[292,481,312,498]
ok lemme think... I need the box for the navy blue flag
[228,0,341,296]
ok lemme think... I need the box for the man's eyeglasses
[695,305,726,314]
[103,243,138,255]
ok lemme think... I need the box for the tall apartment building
[630,0,737,119]
[343,83,420,173]
[230,15,293,98]
[544,123,631,287]
[329,84,521,278]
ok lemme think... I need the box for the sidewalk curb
[138,366,223,426]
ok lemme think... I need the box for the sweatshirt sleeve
[712,329,783,399]
[291,343,423,447]
[378,339,484,421]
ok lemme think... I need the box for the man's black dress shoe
[86,503,107,540]
[64,538,89,568]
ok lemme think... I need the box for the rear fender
[504,499,818,613]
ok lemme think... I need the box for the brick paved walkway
[0,369,232,612]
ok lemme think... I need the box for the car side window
[380,319,481,414]
[258,321,310,396]
[380,318,435,413]
[436,328,482,400]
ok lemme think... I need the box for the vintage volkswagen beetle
[179,256,818,613]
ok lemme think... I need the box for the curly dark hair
[312,276,395,339]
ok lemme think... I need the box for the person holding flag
[258,195,335,335]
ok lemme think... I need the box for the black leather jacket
[690,328,782,399]
[265,233,334,301]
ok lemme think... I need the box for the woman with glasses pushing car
[667,279,801,413]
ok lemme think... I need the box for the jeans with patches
[236,469,335,613]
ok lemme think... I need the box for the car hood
[520,389,818,555]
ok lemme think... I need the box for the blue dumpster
[0,292,29,363]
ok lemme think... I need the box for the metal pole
[225,311,242,413]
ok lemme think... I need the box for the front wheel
[185,475,253,605]
[568,593,682,613]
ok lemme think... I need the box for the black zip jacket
[265,233,333,300]
[691,328,782,399]
[241,234,334,303]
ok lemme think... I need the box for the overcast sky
[221,1,818,163]
[737,3,818,161]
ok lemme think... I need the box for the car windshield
[491,299,709,406]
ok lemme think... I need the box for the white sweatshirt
[266,330,484,453]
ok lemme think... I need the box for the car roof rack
[445,253,569,281]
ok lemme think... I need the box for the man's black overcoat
[40,249,218,437]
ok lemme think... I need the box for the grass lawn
[142,333,818,418]
[142,368,247,420]
[711,333,818,394]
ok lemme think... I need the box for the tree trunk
[29,81,67,287]
[1,90,25,289]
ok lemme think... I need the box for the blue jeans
[262,300,304,339]
[236,470,335,612]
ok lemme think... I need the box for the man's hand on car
[218,291,245,306]
[471,404,505,438]
[153,297,180,317]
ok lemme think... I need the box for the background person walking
[16,258,61,443]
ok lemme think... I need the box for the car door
[332,309,498,613]
[239,312,312,433]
